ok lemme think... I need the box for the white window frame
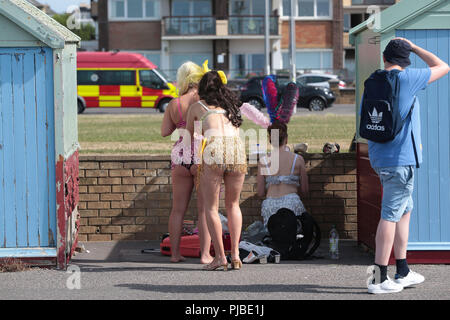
[109,0,161,21]
[281,0,333,20]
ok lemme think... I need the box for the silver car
[297,73,346,89]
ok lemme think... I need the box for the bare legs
[201,165,244,268]
[191,165,213,264]
[169,166,194,263]
[374,212,411,266]
[394,212,411,260]
[224,171,245,263]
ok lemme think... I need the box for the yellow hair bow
[202,60,228,85]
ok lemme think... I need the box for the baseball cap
[383,39,412,68]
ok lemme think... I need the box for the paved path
[0,240,448,300]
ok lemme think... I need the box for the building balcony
[161,15,280,39]
[346,0,396,5]
[163,16,216,36]
[228,16,278,36]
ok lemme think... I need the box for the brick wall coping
[79,153,356,162]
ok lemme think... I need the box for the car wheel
[77,100,85,114]
[308,97,326,111]
[247,98,263,110]
[158,98,171,113]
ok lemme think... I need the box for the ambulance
[77,52,177,114]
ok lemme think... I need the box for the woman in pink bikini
[161,62,213,264]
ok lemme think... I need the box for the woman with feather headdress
[255,76,309,228]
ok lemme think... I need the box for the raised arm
[396,37,450,84]
[161,100,176,137]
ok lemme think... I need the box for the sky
[41,0,89,14]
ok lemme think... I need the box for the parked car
[297,73,346,89]
[239,75,335,111]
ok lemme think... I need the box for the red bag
[160,233,232,258]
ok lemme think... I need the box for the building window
[111,0,125,17]
[344,13,351,32]
[230,53,265,78]
[282,50,333,70]
[282,0,291,16]
[109,0,160,19]
[230,0,272,16]
[172,0,212,17]
[282,0,332,19]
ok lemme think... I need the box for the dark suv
[238,75,336,111]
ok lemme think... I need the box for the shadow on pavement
[114,283,368,295]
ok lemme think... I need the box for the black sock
[374,264,388,284]
[396,259,410,277]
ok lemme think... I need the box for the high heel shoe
[231,260,242,270]
[202,262,228,271]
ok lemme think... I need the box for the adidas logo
[369,108,383,124]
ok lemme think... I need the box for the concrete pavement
[0,240,448,300]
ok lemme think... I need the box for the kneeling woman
[257,121,309,227]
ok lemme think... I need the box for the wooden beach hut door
[396,29,450,251]
[0,47,57,257]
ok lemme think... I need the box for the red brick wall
[281,21,333,49]
[109,21,162,51]
[78,154,357,242]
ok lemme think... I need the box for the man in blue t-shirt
[364,38,450,295]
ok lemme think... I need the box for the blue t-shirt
[360,68,431,168]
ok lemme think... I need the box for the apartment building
[343,0,400,80]
[92,0,344,79]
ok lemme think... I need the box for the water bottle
[329,225,339,260]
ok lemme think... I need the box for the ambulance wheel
[77,100,85,114]
[308,97,325,111]
[158,99,171,113]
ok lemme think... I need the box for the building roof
[349,0,446,40]
[77,52,157,69]
[0,0,80,48]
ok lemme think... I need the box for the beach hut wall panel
[0,47,57,252]
[0,0,81,269]
[351,0,450,263]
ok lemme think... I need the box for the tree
[52,13,96,41]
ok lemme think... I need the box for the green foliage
[52,13,96,41]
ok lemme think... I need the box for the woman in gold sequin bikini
[186,71,247,271]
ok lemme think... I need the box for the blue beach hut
[0,0,80,269]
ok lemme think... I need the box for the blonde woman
[161,61,213,264]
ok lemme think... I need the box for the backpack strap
[403,97,420,169]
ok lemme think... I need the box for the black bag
[359,69,413,143]
[264,208,321,260]
[359,69,419,167]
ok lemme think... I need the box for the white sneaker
[368,277,404,294]
[394,270,425,288]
